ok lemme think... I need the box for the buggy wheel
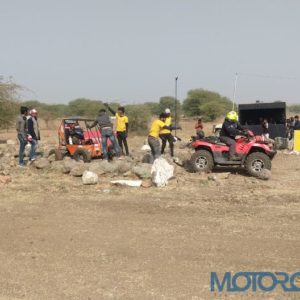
[48,149,64,161]
[190,150,214,172]
[73,148,91,163]
[245,152,271,177]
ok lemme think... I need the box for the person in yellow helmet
[148,113,181,160]
[219,111,244,161]
[159,108,175,157]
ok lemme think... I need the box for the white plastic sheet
[151,157,174,187]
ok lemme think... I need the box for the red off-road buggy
[189,130,276,177]
[50,117,113,162]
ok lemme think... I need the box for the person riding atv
[219,111,245,161]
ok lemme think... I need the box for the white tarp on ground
[151,157,174,187]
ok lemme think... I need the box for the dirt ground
[0,122,299,300]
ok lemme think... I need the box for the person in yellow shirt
[159,108,175,157]
[105,103,129,156]
[148,113,181,160]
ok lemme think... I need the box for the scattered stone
[132,163,152,179]
[6,139,16,145]
[63,159,78,174]
[82,171,98,185]
[34,158,50,169]
[141,153,153,164]
[88,161,106,176]
[151,157,174,187]
[208,174,217,181]
[114,160,133,174]
[98,160,119,174]
[0,163,10,176]
[216,172,231,180]
[258,169,271,180]
[0,175,11,185]
[70,164,88,177]
[141,179,152,188]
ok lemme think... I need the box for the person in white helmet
[27,109,40,162]
[159,108,175,156]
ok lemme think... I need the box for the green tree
[0,78,20,129]
[182,89,232,120]
[68,98,103,118]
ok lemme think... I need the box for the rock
[208,174,217,181]
[98,160,119,174]
[63,159,78,174]
[50,161,65,173]
[0,175,11,185]
[114,160,133,174]
[258,169,271,180]
[142,153,153,164]
[141,179,152,188]
[82,171,98,185]
[6,139,16,145]
[34,158,50,169]
[0,163,10,176]
[88,161,106,175]
[132,163,152,179]
[70,164,88,177]
[216,172,231,180]
[151,157,174,187]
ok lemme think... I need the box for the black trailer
[238,102,286,139]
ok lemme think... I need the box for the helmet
[30,109,38,116]
[165,108,171,114]
[226,111,238,122]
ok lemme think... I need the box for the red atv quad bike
[189,130,277,177]
[49,117,113,162]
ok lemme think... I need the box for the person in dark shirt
[27,109,40,162]
[294,115,300,130]
[219,111,244,161]
[88,109,122,160]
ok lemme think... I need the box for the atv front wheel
[73,148,91,163]
[190,150,214,173]
[245,152,271,177]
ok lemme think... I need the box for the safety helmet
[226,111,238,122]
[30,109,38,116]
[165,108,171,114]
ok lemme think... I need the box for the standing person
[160,108,175,157]
[27,109,40,162]
[261,117,269,139]
[294,115,300,130]
[288,117,295,140]
[195,118,205,139]
[104,103,129,156]
[16,106,28,167]
[219,111,244,161]
[88,109,122,160]
[148,113,181,160]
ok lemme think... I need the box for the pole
[232,72,238,111]
[175,76,178,135]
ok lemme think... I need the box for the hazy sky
[1,0,300,104]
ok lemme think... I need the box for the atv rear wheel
[48,149,64,161]
[245,152,271,177]
[73,148,91,163]
[190,150,214,173]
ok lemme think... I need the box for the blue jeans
[18,134,27,165]
[29,139,38,160]
[101,128,120,159]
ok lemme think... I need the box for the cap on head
[165,108,171,114]
[226,111,238,122]
[30,109,38,116]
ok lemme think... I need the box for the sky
[1,0,300,104]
